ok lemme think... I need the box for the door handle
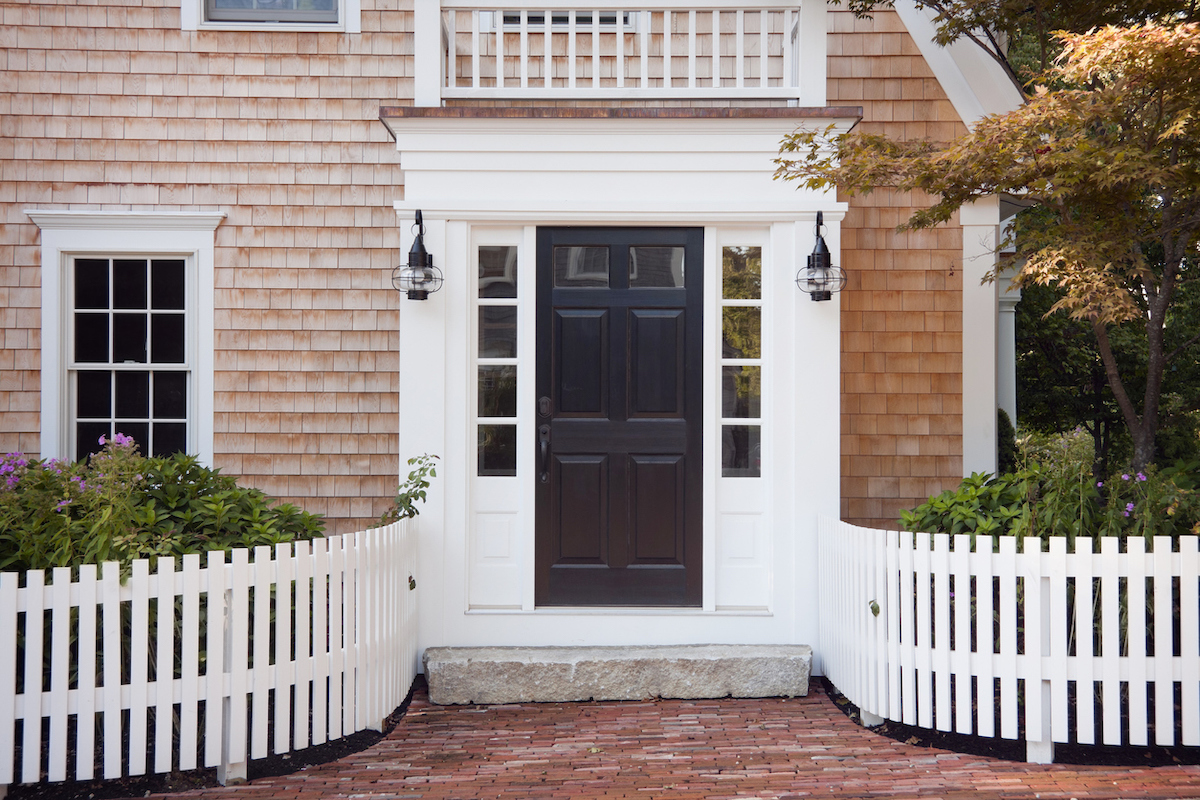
[538,424,551,484]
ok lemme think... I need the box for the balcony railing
[414,0,815,104]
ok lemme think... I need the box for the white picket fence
[0,520,419,790]
[818,518,1200,762]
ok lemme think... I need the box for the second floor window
[206,0,337,24]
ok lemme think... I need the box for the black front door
[535,227,703,606]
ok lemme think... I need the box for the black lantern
[795,211,846,301]
[392,210,443,300]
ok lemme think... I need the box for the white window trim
[26,211,224,465]
[180,0,360,32]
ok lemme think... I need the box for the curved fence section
[818,517,1200,762]
[0,520,419,789]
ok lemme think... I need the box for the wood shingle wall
[828,8,966,528]
[0,0,415,532]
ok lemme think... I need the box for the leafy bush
[997,408,1018,475]
[902,430,1200,548]
[0,435,324,572]
[380,454,439,523]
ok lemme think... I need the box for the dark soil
[6,679,421,800]
[819,677,1200,767]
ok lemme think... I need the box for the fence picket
[1153,538,1174,745]
[101,561,122,778]
[312,537,330,746]
[48,567,71,782]
[343,533,359,736]
[1075,540,1096,745]
[932,534,951,732]
[293,540,312,750]
[21,570,45,784]
[885,529,901,721]
[997,536,1017,739]
[227,547,250,767]
[328,536,344,740]
[251,547,272,759]
[1126,538,1148,746]
[274,542,294,755]
[1099,537,1121,745]
[204,550,227,768]
[128,560,150,775]
[1181,537,1200,745]
[155,558,176,774]
[179,554,201,771]
[0,572,16,785]
[951,534,972,734]
[973,539,996,738]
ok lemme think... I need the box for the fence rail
[434,3,802,100]
[0,520,419,789]
[818,518,1200,762]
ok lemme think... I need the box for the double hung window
[70,257,190,462]
[205,0,337,24]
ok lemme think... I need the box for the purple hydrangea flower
[1124,502,1135,517]
[1122,474,1131,481]
[1096,481,1104,488]
[1136,472,1147,482]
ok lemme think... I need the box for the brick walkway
[153,685,1200,800]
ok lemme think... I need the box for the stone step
[423,644,812,705]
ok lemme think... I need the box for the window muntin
[206,0,338,23]
[477,245,519,476]
[70,257,190,462]
[720,246,762,477]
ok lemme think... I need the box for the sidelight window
[720,246,762,477]
[477,245,519,476]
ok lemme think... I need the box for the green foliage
[997,408,1018,475]
[0,436,324,573]
[778,23,1200,471]
[380,454,439,523]
[902,428,1200,548]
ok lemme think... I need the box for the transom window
[70,257,189,462]
[206,0,337,24]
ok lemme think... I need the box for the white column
[414,0,444,107]
[960,197,1000,476]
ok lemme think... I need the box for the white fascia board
[891,0,1024,127]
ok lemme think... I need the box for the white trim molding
[27,210,224,465]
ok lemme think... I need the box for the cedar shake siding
[828,8,966,528]
[0,0,414,532]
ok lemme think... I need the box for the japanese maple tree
[777,23,1200,470]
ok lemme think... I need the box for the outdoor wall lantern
[392,210,443,300]
[795,211,846,301]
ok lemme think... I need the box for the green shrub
[997,408,1018,475]
[902,430,1200,549]
[0,435,323,573]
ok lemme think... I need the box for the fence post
[1025,570,1054,764]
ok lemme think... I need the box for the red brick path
[153,686,1200,799]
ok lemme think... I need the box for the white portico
[381,107,856,658]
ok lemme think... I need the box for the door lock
[538,395,552,417]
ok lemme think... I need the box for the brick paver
[153,685,1200,799]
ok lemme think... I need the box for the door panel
[535,227,703,607]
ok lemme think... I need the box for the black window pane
[629,246,685,288]
[153,372,188,418]
[113,314,147,363]
[479,246,518,299]
[115,422,149,451]
[113,259,148,310]
[152,423,187,457]
[77,371,112,418]
[76,422,111,462]
[74,314,109,363]
[151,260,186,310]
[721,365,761,419]
[478,424,517,476]
[151,315,186,363]
[722,307,761,360]
[478,365,517,418]
[479,307,517,358]
[554,246,609,287]
[116,371,150,418]
[74,259,109,310]
[722,424,761,478]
